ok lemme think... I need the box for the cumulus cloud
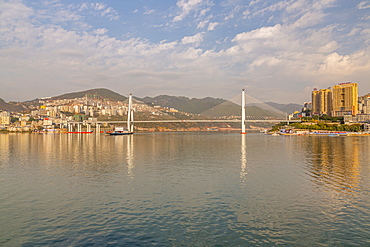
[181,33,204,46]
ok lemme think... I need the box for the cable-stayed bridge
[66,89,301,133]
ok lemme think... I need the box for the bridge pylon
[241,89,247,134]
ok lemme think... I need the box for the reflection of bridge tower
[127,93,134,132]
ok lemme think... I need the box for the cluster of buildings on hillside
[309,82,370,124]
[0,94,180,131]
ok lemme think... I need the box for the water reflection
[0,134,10,167]
[240,134,247,185]
[305,136,361,194]
[126,135,134,179]
[0,134,138,179]
[2,133,370,246]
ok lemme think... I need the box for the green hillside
[52,88,127,101]
[141,95,226,114]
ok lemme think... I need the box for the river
[1,132,370,246]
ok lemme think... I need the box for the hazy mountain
[141,95,227,114]
[0,98,28,112]
[264,102,302,114]
[141,95,290,118]
[1,88,301,117]
[51,88,127,101]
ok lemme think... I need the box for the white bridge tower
[241,89,247,134]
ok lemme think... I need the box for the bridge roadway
[68,119,301,124]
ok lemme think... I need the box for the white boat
[108,127,133,135]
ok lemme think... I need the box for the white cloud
[249,0,262,7]
[289,11,326,29]
[285,0,306,13]
[199,7,211,16]
[241,10,250,18]
[197,20,209,29]
[0,1,34,23]
[233,24,283,41]
[94,3,106,11]
[357,1,370,9]
[312,0,336,10]
[53,9,81,22]
[207,22,219,31]
[318,41,338,53]
[93,28,108,35]
[76,2,119,20]
[172,0,205,22]
[348,28,361,36]
[181,33,204,46]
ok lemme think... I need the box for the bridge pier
[96,123,100,134]
[68,123,73,132]
[241,89,247,134]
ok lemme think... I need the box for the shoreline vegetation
[272,122,362,133]
[269,116,366,135]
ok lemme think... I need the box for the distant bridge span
[132,120,301,123]
[69,119,300,124]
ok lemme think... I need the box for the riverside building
[332,82,358,117]
[312,82,358,117]
[312,88,333,116]
[358,93,370,114]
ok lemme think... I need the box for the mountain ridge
[0,98,29,112]
[0,88,301,115]
[51,88,128,101]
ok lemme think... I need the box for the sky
[0,0,370,104]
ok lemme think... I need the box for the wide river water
[1,132,370,246]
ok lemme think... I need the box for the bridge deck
[67,119,301,124]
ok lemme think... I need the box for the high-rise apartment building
[359,93,370,114]
[332,82,358,116]
[312,88,332,116]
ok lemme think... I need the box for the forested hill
[51,88,127,101]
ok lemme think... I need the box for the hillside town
[0,92,190,132]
